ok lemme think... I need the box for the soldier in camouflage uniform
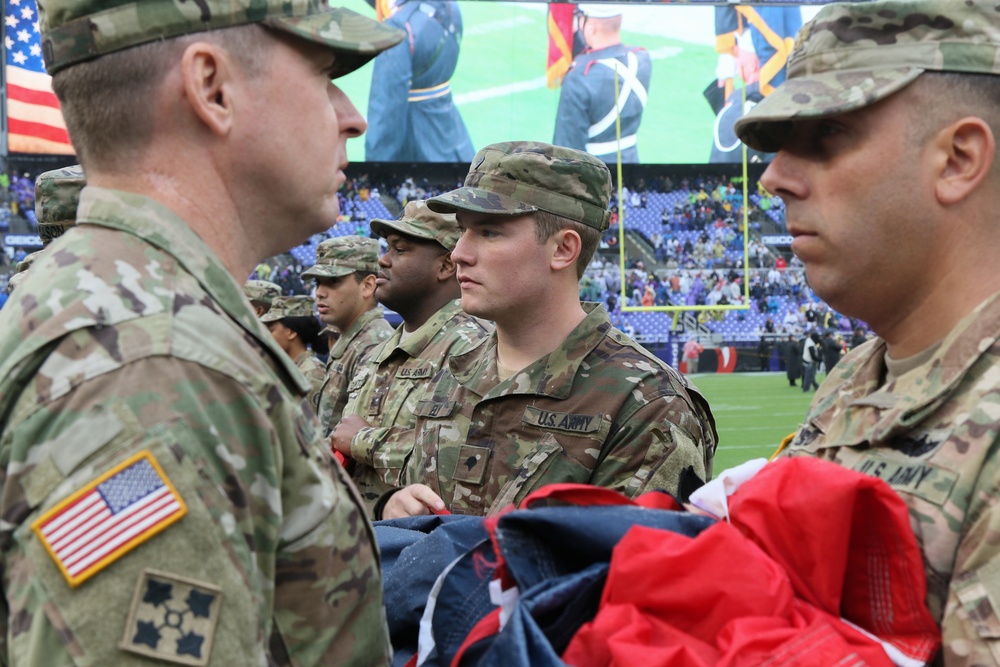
[330,200,492,515]
[303,235,393,435]
[379,142,717,519]
[243,279,283,318]
[0,1,404,665]
[262,295,328,407]
[735,2,1000,664]
[35,164,84,246]
[8,165,86,294]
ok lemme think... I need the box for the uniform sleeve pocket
[955,561,1000,643]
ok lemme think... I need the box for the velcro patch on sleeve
[32,450,187,588]
[119,568,223,666]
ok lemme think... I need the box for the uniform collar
[329,307,387,359]
[76,186,309,392]
[806,290,1000,448]
[373,299,463,364]
[450,302,610,399]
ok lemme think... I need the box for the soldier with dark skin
[330,200,491,514]
[380,142,716,519]
[0,1,404,664]
[736,1,1000,663]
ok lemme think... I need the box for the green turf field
[335,1,720,164]
[687,372,821,474]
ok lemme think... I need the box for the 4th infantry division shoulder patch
[32,450,187,587]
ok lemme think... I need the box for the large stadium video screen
[335,1,825,165]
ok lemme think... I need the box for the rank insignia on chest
[119,569,223,666]
[32,450,187,587]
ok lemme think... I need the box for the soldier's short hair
[51,25,272,172]
[533,210,600,280]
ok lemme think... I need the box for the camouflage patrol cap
[36,0,405,76]
[428,141,612,231]
[243,280,282,307]
[370,200,460,251]
[301,235,380,280]
[34,165,84,247]
[736,0,1000,152]
[261,295,317,323]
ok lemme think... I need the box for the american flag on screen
[4,0,73,154]
[546,3,574,90]
[33,451,187,587]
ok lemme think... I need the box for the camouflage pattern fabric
[316,308,393,436]
[37,0,404,76]
[260,294,317,323]
[390,303,717,517]
[427,141,613,231]
[243,280,282,309]
[34,164,84,246]
[0,186,390,666]
[343,300,492,515]
[370,200,461,251]
[735,0,1000,152]
[6,250,44,295]
[779,290,1000,666]
[294,351,327,413]
[301,235,381,280]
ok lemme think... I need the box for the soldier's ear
[436,252,457,282]
[180,40,236,137]
[549,228,582,273]
[933,116,995,206]
[359,273,378,299]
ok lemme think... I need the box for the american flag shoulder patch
[32,450,188,588]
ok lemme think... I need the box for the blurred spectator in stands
[641,284,655,307]
[800,333,820,393]
[784,334,801,386]
[821,330,842,375]
[683,336,704,374]
[850,327,868,350]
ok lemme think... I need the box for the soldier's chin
[459,296,492,320]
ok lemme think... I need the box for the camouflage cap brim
[265,7,405,78]
[259,311,283,324]
[735,66,923,152]
[370,218,438,244]
[301,264,356,280]
[40,1,404,76]
[428,187,539,219]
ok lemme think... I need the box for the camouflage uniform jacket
[398,302,717,516]
[344,300,492,514]
[780,291,1000,667]
[294,350,327,411]
[0,187,389,666]
[316,308,393,435]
